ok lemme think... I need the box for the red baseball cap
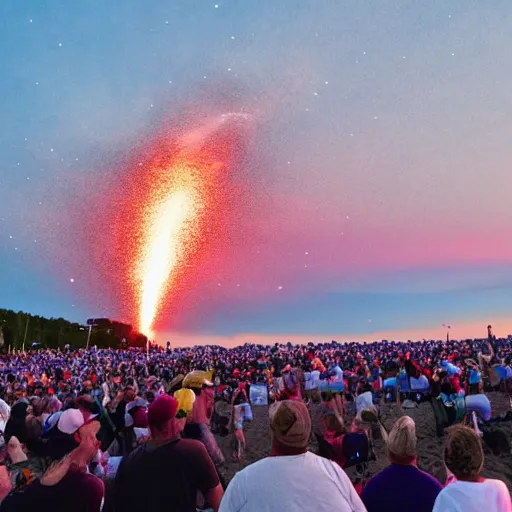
[148,395,178,427]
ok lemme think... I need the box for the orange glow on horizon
[155,317,512,348]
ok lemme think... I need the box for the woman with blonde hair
[433,424,511,512]
[362,416,442,512]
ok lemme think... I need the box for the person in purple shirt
[362,416,442,512]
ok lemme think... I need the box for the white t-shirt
[0,398,10,422]
[433,479,511,512]
[333,365,344,381]
[219,451,367,512]
[355,391,374,413]
[305,370,321,391]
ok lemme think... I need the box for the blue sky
[1,1,512,343]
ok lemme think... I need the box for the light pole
[22,316,29,353]
[442,324,451,343]
[86,324,93,349]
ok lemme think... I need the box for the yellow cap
[174,388,196,417]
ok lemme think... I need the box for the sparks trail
[138,170,198,339]
[102,112,253,338]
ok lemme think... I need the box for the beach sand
[215,392,512,491]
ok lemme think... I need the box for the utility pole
[442,324,451,343]
[22,316,29,352]
[86,324,93,350]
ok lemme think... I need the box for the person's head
[269,400,311,455]
[321,389,333,403]
[10,401,28,420]
[387,416,417,465]
[324,411,346,436]
[47,397,62,414]
[310,388,321,404]
[148,394,181,442]
[75,395,98,422]
[25,414,42,444]
[123,385,136,403]
[444,425,484,482]
[40,421,100,487]
[31,396,44,417]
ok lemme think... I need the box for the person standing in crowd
[183,371,225,467]
[433,425,511,512]
[3,402,28,444]
[219,400,366,512]
[112,394,223,512]
[322,410,348,467]
[307,388,325,439]
[361,416,442,512]
[229,383,249,462]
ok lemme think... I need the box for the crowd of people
[0,330,510,511]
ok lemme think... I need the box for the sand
[215,392,512,491]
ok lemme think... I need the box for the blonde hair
[387,416,416,458]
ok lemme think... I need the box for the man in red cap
[112,394,223,512]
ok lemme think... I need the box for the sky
[1,1,512,346]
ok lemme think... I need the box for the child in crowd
[229,383,249,462]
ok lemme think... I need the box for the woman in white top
[433,424,511,512]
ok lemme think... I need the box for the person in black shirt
[112,394,223,512]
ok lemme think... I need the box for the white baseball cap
[57,409,85,435]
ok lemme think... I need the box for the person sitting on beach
[219,400,366,512]
[355,381,374,415]
[433,424,512,512]
[321,389,345,419]
[361,416,442,512]
[322,410,347,467]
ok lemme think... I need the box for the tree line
[0,308,119,350]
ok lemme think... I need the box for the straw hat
[183,371,212,389]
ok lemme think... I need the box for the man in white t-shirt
[433,425,511,512]
[219,400,366,512]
